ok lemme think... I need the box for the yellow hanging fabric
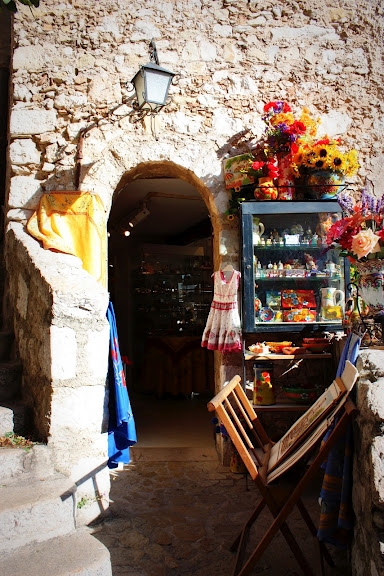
[27,191,107,288]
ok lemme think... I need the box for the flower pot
[305,170,345,200]
[356,259,384,316]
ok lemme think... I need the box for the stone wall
[353,349,384,576]
[5,222,111,525]
[5,0,384,531]
[7,0,384,210]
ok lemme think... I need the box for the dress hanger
[222,263,235,272]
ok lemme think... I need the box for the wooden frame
[207,360,359,576]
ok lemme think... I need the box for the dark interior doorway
[107,176,215,447]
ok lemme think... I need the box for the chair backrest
[208,362,359,486]
[207,375,273,482]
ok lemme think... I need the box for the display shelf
[244,352,333,361]
[253,244,326,251]
[252,403,310,412]
[132,249,212,337]
[240,201,346,419]
[254,276,343,282]
[241,200,349,334]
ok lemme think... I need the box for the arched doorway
[107,163,216,450]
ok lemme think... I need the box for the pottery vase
[305,170,345,200]
[276,153,295,200]
[355,259,384,316]
[255,177,278,200]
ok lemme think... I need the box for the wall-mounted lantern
[130,39,176,115]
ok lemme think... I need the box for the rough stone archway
[111,159,222,270]
[108,159,229,398]
[5,108,241,521]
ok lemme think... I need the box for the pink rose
[351,228,381,259]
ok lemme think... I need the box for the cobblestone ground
[90,461,350,576]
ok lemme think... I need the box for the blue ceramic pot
[306,170,345,199]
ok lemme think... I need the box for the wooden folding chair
[207,361,359,576]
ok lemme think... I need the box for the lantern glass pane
[145,69,172,106]
[133,70,146,108]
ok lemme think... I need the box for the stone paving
[90,460,350,576]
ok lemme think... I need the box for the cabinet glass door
[241,201,348,333]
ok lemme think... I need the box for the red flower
[377,228,384,242]
[263,101,292,113]
[326,211,367,251]
[266,160,279,179]
[287,120,306,135]
[315,138,330,146]
[251,160,265,171]
[263,102,274,112]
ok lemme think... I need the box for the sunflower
[292,139,359,178]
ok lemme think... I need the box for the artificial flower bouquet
[261,101,316,158]
[226,100,360,213]
[325,184,384,261]
[246,158,279,181]
[244,101,359,200]
[291,137,359,179]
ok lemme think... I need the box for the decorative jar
[305,170,345,200]
[355,259,384,316]
[253,362,275,405]
[255,177,278,200]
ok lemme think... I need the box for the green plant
[0,432,35,451]
[1,0,39,13]
[77,497,89,509]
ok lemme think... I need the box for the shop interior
[107,177,215,448]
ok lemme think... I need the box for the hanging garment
[107,301,137,468]
[317,332,361,548]
[27,191,107,288]
[201,269,242,352]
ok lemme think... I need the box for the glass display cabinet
[130,242,214,397]
[241,201,349,334]
[132,252,212,337]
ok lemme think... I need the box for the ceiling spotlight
[127,203,150,228]
[119,203,150,236]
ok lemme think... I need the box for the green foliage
[0,432,35,450]
[1,0,39,12]
[226,185,255,216]
[77,497,89,509]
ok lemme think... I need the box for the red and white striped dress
[201,269,242,352]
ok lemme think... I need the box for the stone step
[0,530,112,576]
[130,444,218,462]
[0,475,76,553]
[0,361,22,402]
[0,443,55,481]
